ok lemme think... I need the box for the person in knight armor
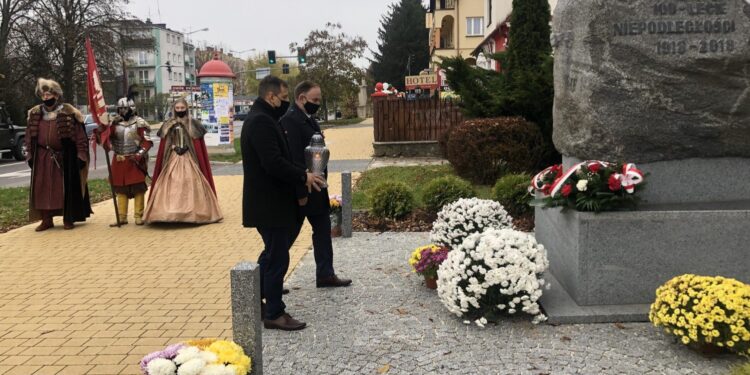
[99,94,153,226]
[25,78,92,231]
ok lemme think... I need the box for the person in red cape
[143,99,222,224]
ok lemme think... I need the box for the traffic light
[166,61,172,73]
[282,63,290,74]
[268,50,276,64]
[297,48,306,64]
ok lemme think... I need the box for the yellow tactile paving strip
[0,120,373,375]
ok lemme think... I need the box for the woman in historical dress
[143,99,222,224]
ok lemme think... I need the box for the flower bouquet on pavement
[408,244,449,289]
[140,339,251,375]
[329,195,343,237]
[530,161,645,212]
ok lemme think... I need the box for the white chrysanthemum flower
[177,358,206,375]
[576,180,588,191]
[200,350,218,364]
[430,198,513,248]
[174,346,201,365]
[147,358,177,375]
[437,228,549,324]
[200,364,233,375]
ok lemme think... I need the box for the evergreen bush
[493,173,533,217]
[422,176,475,213]
[369,181,415,219]
[446,117,543,185]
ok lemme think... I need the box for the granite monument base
[536,205,750,324]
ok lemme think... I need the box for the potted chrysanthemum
[408,244,449,289]
[329,195,342,237]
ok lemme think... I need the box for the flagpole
[85,36,120,227]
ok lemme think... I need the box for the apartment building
[471,0,559,71]
[425,0,486,68]
[121,19,189,119]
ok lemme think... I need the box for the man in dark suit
[281,81,352,288]
[242,76,324,331]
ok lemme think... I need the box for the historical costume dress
[100,96,153,225]
[25,78,92,231]
[143,106,222,224]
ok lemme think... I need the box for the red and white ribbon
[530,164,562,195]
[549,161,613,197]
[613,163,644,194]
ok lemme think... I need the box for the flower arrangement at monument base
[649,274,750,357]
[437,228,549,326]
[530,161,645,212]
[140,339,251,375]
[329,195,342,237]
[430,198,513,249]
[408,244,449,289]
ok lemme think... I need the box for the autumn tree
[291,22,367,120]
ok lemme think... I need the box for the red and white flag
[85,36,109,165]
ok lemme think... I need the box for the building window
[178,54,182,63]
[138,51,147,65]
[467,17,483,36]
[145,90,151,99]
[167,52,171,62]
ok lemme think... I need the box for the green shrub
[422,176,475,213]
[446,117,544,185]
[493,173,533,216]
[369,181,415,219]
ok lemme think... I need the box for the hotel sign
[405,74,439,89]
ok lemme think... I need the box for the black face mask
[43,98,57,108]
[304,101,321,115]
[122,111,133,120]
[275,100,290,117]
[175,110,188,118]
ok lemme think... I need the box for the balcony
[134,80,155,87]
[122,37,156,49]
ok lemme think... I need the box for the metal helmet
[116,97,136,110]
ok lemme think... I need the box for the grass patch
[0,178,112,233]
[352,165,493,210]
[209,139,242,163]
[320,117,365,127]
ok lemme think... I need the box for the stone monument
[538,0,750,323]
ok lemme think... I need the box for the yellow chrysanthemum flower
[650,274,750,357]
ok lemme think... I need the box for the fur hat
[35,78,63,98]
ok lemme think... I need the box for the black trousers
[256,226,293,320]
[290,212,335,278]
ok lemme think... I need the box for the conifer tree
[370,0,430,89]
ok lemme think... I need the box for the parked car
[0,102,26,161]
[234,112,248,122]
[83,114,98,138]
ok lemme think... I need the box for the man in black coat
[281,81,352,288]
[241,76,324,331]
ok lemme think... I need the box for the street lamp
[185,27,209,36]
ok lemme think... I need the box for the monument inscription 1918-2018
[552,0,750,162]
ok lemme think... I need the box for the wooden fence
[373,96,463,142]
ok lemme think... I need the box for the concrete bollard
[230,262,262,375]
[342,172,353,238]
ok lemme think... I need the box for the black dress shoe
[264,313,306,331]
[316,275,352,288]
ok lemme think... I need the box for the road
[0,136,162,188]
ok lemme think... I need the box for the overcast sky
[126,0,406,66]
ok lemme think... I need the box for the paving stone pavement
[263,232,743,375]
[0,175,316,375]
[0,119,374,374]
